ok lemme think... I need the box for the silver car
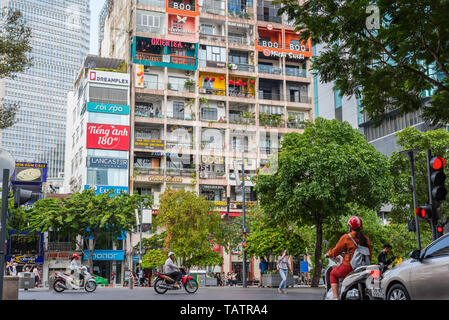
[380,233,449,300]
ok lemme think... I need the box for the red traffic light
[437,226,443,233]
[415,205,432,220]
[431,157,446,170]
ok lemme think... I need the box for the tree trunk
[311,216,323,287]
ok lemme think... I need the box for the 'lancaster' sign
[87,157,129,169]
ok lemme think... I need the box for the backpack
[347,233,371,269]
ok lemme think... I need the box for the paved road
[19,286,325,300]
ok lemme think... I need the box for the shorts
[330,264,352,284]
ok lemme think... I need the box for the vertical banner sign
[135,64,144,88]
[86,123,130,151]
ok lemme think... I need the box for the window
[168,76,188,91]
[200,24,214,35]
[424,236,449,259]
[201,107,217,120]
[173,101,185,119]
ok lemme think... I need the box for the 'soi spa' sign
[87,123,130,151]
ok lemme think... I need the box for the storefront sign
[83,250,125,261]
[201,156,224,165]
[171,2,193,11]
[86,102,130,115]
[267,24,273,30]
[84,185,129,195]
[134,138,164,150]
[150,38,184,48]
[87,157,129,169]
[7,255,44,265]
[12,162,48,184]
[148,176,183,183]
[89,70,129,86]
[262,48,305,60]
[87,123,130,151]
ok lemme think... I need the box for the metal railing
[287,95,312,104]
[143,80,164,90]
[229,114,256,125]
[134,167,164,175]
[228,90,255,98]
[166,167,196,177]
[257,14,282,23]
[135,108,164,118]
[228,9,253,19]
[199,33,227,43]
[259,114,285,128]
[229,62,255,72]
[167,82,195,92]
[228,35,253,46]
[199,171,226,179]
[199,4,225,15]
[259,147,280,155]
[287,121,306,129]
[199,88,226,96]
[136,52,196,66]
[166,112,195,121]
[285,68,307,78]
[258,92,284,101]
[258,65,282,75]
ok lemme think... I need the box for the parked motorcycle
[153,267,198,294]
[53,266,97,293]
[323,255,384,300]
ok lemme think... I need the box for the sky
[90,0,107,55]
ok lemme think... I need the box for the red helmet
[348,216,363,230]
[71,254,80,260]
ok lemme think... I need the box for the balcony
[199,171,226,179]
[228,89,255,98]
[199,87,226,96]
[258,92,284,101]
[285,68,307,78]
[47,242,74,251]
[142,80,165,90]
[287,120,306,129]
[228,62,255,72]
[167,82,195,93]
[135,52,196,67]
[258,65,282,75]
[137,0,165,8]
[199,3,225,15]
[259,113,285,128]
[166,112,195,121]
[228,8,253,19]
[228,35,253,46]
[166,141,194,149]
[166,167,196,177]
[229,113,256,125]
[135,107,164,119]
[199,59,226,69]
[287,95,312,104]
[199,33,227,44]
[257,14,282,24]
[259,146,280,155]
[134,167,164,175]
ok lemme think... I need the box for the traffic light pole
[241,152,247,289]
[426,150,437,241]
[405,151,422,251]
[0,168,10,300]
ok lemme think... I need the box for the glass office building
[0,0,90,178]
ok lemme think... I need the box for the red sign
[86,123,130,151]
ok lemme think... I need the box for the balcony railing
[166,167,196,177]
[287,95,312,104]
[228,90,255,98]
[135,107,164,118]
[166,141,194,149]
[258,92,284,101]
[134,167,164,175]
[199,88,226,96]
[47,242,74,251]
[228,35,254,46]
[259,146,280,155]
[257,14,282,23]
[228,9,253,19]
[167,82,195,92]
[136,52,196,66]
[259,114,285,128]
[229,114,256,125]
[167,0,196,11]
[258,65,282,75]
[199,59,227,69]
[142,80,165,90]
[199,171,226,179]
[166,112,195,121]
[199,5,225,15]
[199,33,227,43]
[228,62,255,72]
[287,121,306,129]
[285,68,307,78]
[137,0,165,8]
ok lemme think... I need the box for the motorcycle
[53,266,97,293]
[323,255,384,300]
[153,267,198,294]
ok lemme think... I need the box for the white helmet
[168,252,175,257]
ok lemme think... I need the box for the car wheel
[387,284,410,300]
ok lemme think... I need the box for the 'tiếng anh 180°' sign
[86,123,130,151]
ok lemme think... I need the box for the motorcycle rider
[164,252,182,289]
[325,216,372,300]
[69,254,83,288]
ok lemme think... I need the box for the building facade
[98,0,314,280]
[0,0,90,178]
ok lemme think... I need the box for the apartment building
[99,0,314,280]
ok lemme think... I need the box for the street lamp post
[241,152,247,288]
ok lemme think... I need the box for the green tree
[278,0,449,126]
[255,118,391,286]
[26,189,150,270]
[154,189,223,268]
[0,8,33,128]
[141,249,166,270]
[388,127,449,245]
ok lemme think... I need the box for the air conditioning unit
[184,70,192,76]
[199,88,207,93]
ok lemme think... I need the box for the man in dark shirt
[377,244,396,267]
[259,257,268,288]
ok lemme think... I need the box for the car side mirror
[410,250,422,261]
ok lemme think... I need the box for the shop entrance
[93,261,111,281]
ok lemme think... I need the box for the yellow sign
[148,176,183,183]
[201,156,224,165]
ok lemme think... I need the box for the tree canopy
[255,118,391,286]
[278,0,449,126]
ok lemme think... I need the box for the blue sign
[87,157,129,169]
[300,261,309,273]
[87,102,130,115]
[83,250,125,261]
[84,185,129,195]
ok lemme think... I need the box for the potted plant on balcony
[184,79,195,90]
[167,83,172,90]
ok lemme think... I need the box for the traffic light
[13,187,33,208]
[415,205,433,220]
[429,156,447,203]
[436,223,444,238]
[407,219,416,232]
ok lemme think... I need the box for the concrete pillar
[2,276,19,300]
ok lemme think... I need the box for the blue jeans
[279,269,288,290]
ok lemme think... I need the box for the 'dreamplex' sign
[86,123,130,151]
[88,70,129,86]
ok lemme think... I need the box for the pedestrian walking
[258,257,268,288]
[277,250,291,294]
[10,263,18,276]
[32,265,40,288]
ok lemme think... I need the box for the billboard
[86,102,130,115]
[87,123,130,151]
[84,185,129,195]
[87,157,129,169]
[88,70,129,86]
[12,162,47,184]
